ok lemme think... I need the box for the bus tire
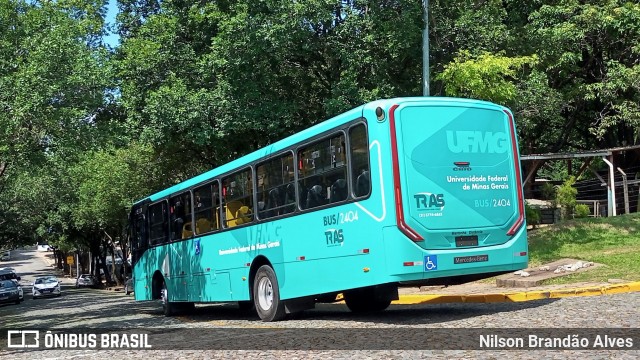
[161,281,174,316]
[253,265,286,322]
[344,288,392,313]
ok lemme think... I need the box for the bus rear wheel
[253,265,286,322]
[344,287,392,313]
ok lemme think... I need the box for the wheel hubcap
[257,277,273,311]
[161,287,167,308]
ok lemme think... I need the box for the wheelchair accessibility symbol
[424,255,438,271]
[195,239,201,256]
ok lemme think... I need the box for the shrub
[525,202,541,228]
[556,176,577,220]
[540,182,557,201]
[575,204,591,218]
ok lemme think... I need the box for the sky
[104,0,119,47]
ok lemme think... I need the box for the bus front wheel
[253,265,286,322]
[161,281,174,317]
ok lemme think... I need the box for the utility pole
[422,0,430,96]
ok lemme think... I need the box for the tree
[4,0,640,252]
[66,143,163,283]
[0,0,111,249]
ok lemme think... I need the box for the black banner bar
[2,328,639,351]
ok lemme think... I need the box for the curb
[392,281,640,305]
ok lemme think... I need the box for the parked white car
[36,244,52,252]
[0,252,9,261]
[32,275,61,299]
[75,274,97,288]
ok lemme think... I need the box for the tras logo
[413,193,445,210]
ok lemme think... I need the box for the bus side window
[148,202,169,246]
[256,152,295,220]
[222,168,254,228]
[297,133,348,210]
[194,181,219,235]
[349,124,370,198]
[169,192,192,240]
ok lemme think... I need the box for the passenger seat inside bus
[283,183,296,213]
[264,188,280,217]
[355,170,370,197]
[225,200,243,227]
[196,217,211,234]
[235,205,252,225]
[306,184,325,209]
[182,222,193,238]
[330,178,348,203]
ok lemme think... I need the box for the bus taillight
[504,109,525,236]
[389,104,424,242]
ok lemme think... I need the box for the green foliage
[4,0,640,253]
[574,204,591,218]
[540,182,557,201]
[511,70,565,155]
[72,143,164,232]
[525,202,541,228]
[436,51,538,104]
[116,0,424,176]
[0,0,112,249]
[556,176,578,220]
[524,1,640,153]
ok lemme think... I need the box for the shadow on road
[172,296,559,326]
[0,286,183,329]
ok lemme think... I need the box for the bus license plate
[455,235,478,247]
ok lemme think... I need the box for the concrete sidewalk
[390,257,640,304]
[395,279,640,304]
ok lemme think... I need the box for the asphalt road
[0,248,638,359]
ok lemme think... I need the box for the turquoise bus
[129,97,527,321]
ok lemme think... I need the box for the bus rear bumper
[382,226,528,283]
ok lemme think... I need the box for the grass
[526,212,640,285]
